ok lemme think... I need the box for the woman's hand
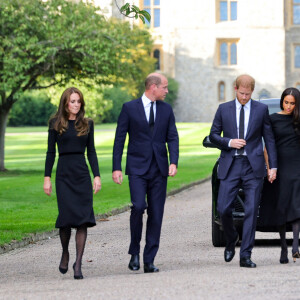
[44,176,52,196]
[93,176,101,194]
[268,168,277,183]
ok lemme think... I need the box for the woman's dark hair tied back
[280,87,300,136]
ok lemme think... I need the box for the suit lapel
[245,99,255,138]
[137,97,154,136]
[137,98,150,127]
[229,100,237,138]
[152,100,161,137]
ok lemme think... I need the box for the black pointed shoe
[144,263,159,273]
[224,234,239,262]
[240,257,256,268]
[128,254,140,271]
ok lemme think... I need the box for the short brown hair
[235,74,255,91]
[145,75,162,90]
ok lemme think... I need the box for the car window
[267,104,280,115]
[258,99,280,115]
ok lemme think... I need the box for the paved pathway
[1,181,300,299]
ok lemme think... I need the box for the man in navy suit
[209,74,277,268]
[112,73,179,273]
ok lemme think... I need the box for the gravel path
[1,180,300,299]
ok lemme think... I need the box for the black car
[203,98,281,247]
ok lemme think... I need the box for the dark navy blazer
[209,99,277,179]
[113,98,179,177]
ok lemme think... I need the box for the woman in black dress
[43,87,101,279]
[264,87,300,264]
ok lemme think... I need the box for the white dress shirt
[142,93,156,122]
[229,98,251,155]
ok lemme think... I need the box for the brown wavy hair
[49,87,89,136]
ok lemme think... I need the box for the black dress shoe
[240,257,256,268]
[224,234,239,262]
[128,254,140,271]
[144,263,159,273]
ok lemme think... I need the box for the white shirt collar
[235,98,251,109]
[142,93,156,107]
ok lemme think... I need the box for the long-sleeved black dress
[45,119,100,228]
[259,113,300,227]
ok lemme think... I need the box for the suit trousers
[128,157,167,263]
[217,156,263,258]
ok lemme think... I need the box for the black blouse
[44,119,100,177]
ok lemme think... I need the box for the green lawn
[0,123,219,245]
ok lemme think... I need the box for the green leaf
[120,3,130,12]
[132,5,140,12]
[139,10,151,22]
[139,15,145,24]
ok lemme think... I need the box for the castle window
[258,89,271,100]
[217,0,237,22]
[218,39,238,66]
[218,81,225,101]
[294,45,300,68]
[293,0,300,24]
[153,49,160,70]
[141,0,160,28]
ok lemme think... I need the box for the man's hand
[268,168,277,183]
[93,176,101,194]
[112,170,123,184]
[169,164,177,177]
[230,139,246,149]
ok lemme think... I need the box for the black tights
[59,227,71,270]
[74,225,87,277]
[278,220,300,257]
[292,219,300,254]
[59,225,88,276]
[278,224,287,261]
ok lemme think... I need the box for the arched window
[259,89,271,100]
[233,81,236,98]
[153,49,160,70]
[218,81,225,101]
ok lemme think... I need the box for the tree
[0,0,155,171]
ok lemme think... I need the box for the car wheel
[212,212,226,247]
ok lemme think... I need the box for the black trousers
[128,158,167,263]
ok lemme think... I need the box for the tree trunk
[0,108,10,171]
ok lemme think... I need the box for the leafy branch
[114,1,151,24]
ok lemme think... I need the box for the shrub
[8,91,57,126]
[102,86,132,123]
[165,77,179,107]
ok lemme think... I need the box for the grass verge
[0,123,219,245]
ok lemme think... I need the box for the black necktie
[149,101,154,132]
[237,105,244,155]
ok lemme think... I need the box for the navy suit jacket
[209,99,277,179]
[113,97,179,177]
